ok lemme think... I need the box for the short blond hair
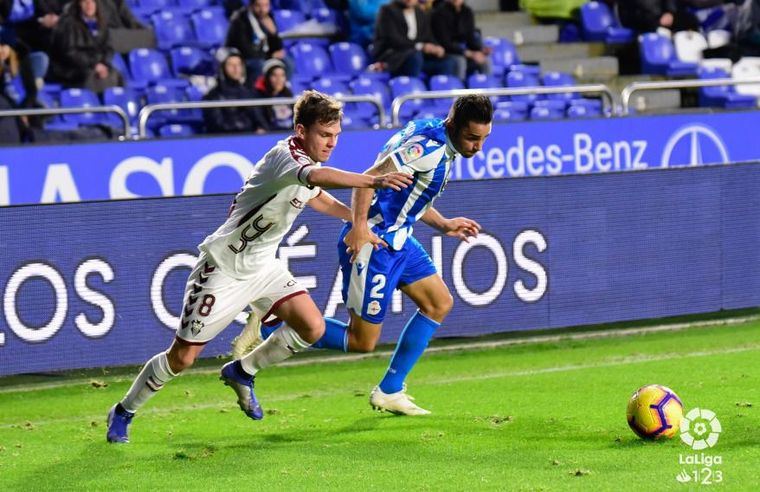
[293,90,343,128]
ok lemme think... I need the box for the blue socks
[311,318,349,352]
[379,310,440,394]
[260,322,281,340]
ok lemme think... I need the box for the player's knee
[167,349,196,373]
[419,292,453,321]
[299,317,325,344]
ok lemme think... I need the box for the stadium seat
[428,74,464,111]
[277,0,327,15]
[129,48,190,88]
[639,33,699,77]
[103,86,142,128]
[483,37,518,76]
[707,29,731,49]
[467,73,500,90]
[698,67,757,109]
[273,9,306,33]
[389,76,428,119]
[328,42,368,79]
[158,123,197,137]
[170,46,215,76]
[191,9,228,49]
[542,71,577,101]
[290,42,339,81]
[311,77,350,96]
[151,11,196,50]
[567,101,602,118]
[732,58,760,98]
[312,7,339,27]
[673,31,708,64]
[505,70,540,104]
[532,99,566,118]
[349,76,391,121]
[493,106,526,122]
[139,0,172,12]
[175,0,212,13]
[530,104,563,120]
[185,84,206,102]
[579,1,634,44]
[59,88,105,125]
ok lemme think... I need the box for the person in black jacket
[615,0,700,33]
[224,0,291,80]
[431,0,491,80]
[48,0,123,92]
[203,49,264,135]
[252,58,293,132]
[372,0,455,78]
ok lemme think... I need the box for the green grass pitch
[0,319,758,490]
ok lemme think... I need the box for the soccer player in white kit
[106,91,412,443]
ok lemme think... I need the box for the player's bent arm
[420,207,449,232]
[305,166,411,191]
[308,190,352,221]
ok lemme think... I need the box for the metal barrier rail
[137,94,386,138]
[390,85,616,126]
[0,105,130,140]
[621,77,760,115]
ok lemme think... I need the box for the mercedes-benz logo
[661,125,730,167]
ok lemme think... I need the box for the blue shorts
[338,223,437,323]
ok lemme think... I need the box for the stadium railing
[0,105,131,140]
[621,77,760,115]
[389,84,617,127]
[137,94,386,138]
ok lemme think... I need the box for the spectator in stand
[225,0,292,80]
[348,0,389,47]
[615,0,700,33]
[12,0,65,54]
[252,58,293,132]
[49,0,123,92]
[0,42,22,143]
[203,49,264,135]
[373,0,455,77]
[99,0,146,29]
[431,0,491,80]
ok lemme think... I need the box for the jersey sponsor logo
[228,215,274,254]
[400,143,424,164]
[367,300,382,316]
[290,197,305,209]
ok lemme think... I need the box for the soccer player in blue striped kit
[235,95,493,415]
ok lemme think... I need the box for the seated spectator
[348,0,389,47]
[373,0,455,78]
[49,0,123,92]
[12,0,66,54]
[431,0,491,80]
[225,0,292,80]
[203,49,264,135]
[252,58,293,132]
[615,0,700,34]
[0,42,22,144]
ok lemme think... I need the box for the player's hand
[442,217,481,242]
[344,227,387,263]
[371,172,413,191]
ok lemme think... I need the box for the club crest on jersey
[367,300,382,316]
[401,143,424,164]
[290,197,305,209]
[190,319,204,336]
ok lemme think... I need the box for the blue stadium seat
[493,106,527,122]
[542,71,577,101]
[170,46,215,76]
[428,74,464,111]
[129,48,190,88]
[139,0,173,11]
[467,73,500,90]
[191,9,228,49]
[567,101,601,118]
[277,0,326,15]
[532,99,566,118]
[174,0,212,13]
[483,37,518,76]
[328,42,367,79]
[311,77,350,95]
[59,88,105,125]
[530,105,562,120]
[579,1,634,44]
[340,111,372,130]
[698,67,757,109]
[185,84,206,102]
[290,42,339,81]
[639,33,699,77]
[273,9,306,33]
[312,7,339,27]
[158,123,197,137]
[506,70,540,104]
[349,76,391,121]
[103,86,142,127]
[389,76,427,119]
[151,11,196,50]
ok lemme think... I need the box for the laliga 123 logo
[676,408,723,485]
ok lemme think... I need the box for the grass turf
[0,320,758,490]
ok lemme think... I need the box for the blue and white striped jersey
[366,118,457,250]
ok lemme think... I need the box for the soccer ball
[626,384,684,439]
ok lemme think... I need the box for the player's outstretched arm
[305,167,412,190]
[308,190,351,221]
[421,207,481,242]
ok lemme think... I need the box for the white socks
[120,352,178,413]
[239,324,311,376]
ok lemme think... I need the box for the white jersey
[199,136,321,279]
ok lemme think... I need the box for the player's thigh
[176,254,255,344]
[271,293,325,343]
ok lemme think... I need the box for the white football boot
[231,313,263,360]
[369,385,431,416]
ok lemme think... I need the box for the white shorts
[176,253,307,343]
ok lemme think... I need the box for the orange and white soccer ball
[626,384,684,439]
